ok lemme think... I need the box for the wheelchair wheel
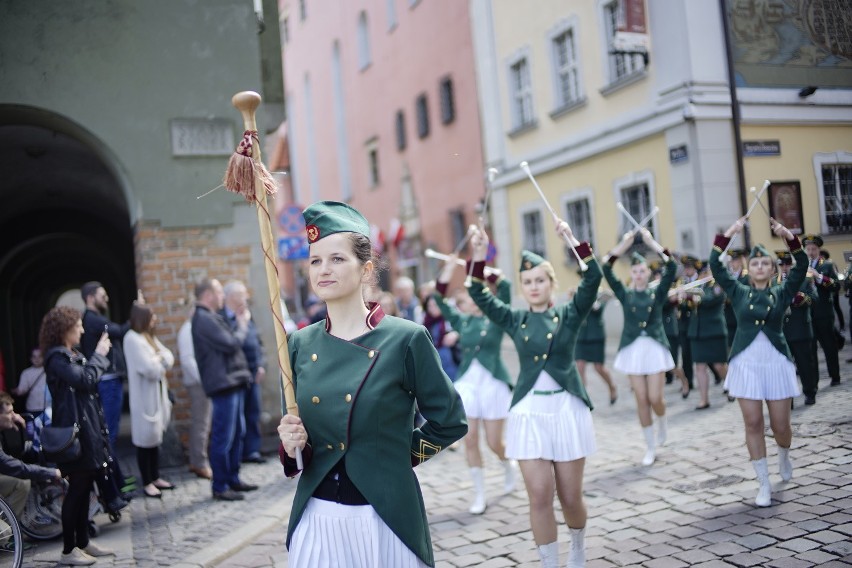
[0,495,24,568]
[19,480,63,541]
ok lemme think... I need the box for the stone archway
[0,107,136,386]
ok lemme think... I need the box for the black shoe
[830,379,840,386]
[695,402,710,410]
[804,395,816,405]
[231,481,259,492]
[213,489,245,501]
[242,455,267,464]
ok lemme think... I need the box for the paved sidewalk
[23,342,852,567]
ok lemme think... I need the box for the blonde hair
[520,260,558,290]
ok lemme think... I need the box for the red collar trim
[324,302,386,333]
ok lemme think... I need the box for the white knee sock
[656,415,668,446]
[751,458,771,507]
[501,459,516,494]
[566,527,586,567]
[778,446,793,481]
[468,467,486,514]
[537,541,559,568]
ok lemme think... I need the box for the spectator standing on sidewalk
[220,281,267,464]
[709,217,804,508]
[12,347,46,414]
[468,221,600,568]
[40,306,116,565]
[191,278,257,502]
[177,305,212,480]
[278,201,467,568]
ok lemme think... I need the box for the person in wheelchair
[0,392,61,526]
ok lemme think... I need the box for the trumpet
[424,248,500,277]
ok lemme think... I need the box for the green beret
[519,250,546,272]
[630,251,646,266]
[302,200,370,244]
[749,244,771,259]
[801,234,823,247]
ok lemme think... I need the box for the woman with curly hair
[40,305,115,565]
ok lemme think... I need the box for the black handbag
[41,387,82,464]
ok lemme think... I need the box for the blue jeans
[242,381,262,460]
[98,378,123,448]
[209,388,246,493]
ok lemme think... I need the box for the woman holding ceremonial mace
[468,221,600,568]
[603,229,677,467]
[709,217,804,507]
[277,201,467,568]
[433,254,515,515]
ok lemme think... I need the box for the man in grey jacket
[191,278,257,502]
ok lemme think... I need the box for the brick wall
[134,220,251,462]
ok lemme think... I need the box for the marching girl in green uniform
[710,217,805,507]
[685,264,729,410]
[573,288,618,405]
[468,221,601,568]
[434,255,516,515]
[603,230,677,467]
[277,201,468,568]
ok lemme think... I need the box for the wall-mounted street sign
[743,140,781,157]
[669,144,688,164]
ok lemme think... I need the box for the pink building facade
[278,0,487,289]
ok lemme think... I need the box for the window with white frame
[821,163,852,234]
[522,210,546,258]
[552,29,581,108]
[619,183,655,238]
[603,0,645,83]
[565,197,593,248]
[509,57,535,130]
[357,11,372,70]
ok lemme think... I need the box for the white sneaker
[83,540,115,557]
[641,449,656,466]
[752,458,772,507]
[566,527,586,567]
[60,547,96,566]
[468,467,487,515]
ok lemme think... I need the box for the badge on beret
[630,252,646,266]
[519,250,546,273]
[749,244,770,259]
[302,200,371,243]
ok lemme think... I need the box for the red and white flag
[389,218,405,248]
[370,224,386,254]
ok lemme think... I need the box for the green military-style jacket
[663,295,679,337]
[468,242,601,410]
[433,279,512,386]
[687,280,727,340]
[577,297,608,342]
[603,256,678,351]
[283,306,467,567]
[710,235,807,360]
[781,274,816,343]
[808,257,839,319]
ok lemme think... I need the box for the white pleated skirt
[289,498,428,568]
[724,332,800,401]
[613,336,675,375]
[505,371,596,462]
[454,359,512,420]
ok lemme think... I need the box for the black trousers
[788,339,818,398]
[812,317,840,381]
[136,445,160,486]
[62,470,96,553]
[679,330,694,385]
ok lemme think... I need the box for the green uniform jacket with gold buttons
[283,307,467,567]
[468,242,601,410]
[809,257,839,319]
[710,235,807,360]
[687,281,727,340]
[780,274,816,343]
[433,279,513,386]
[603,256,678,351]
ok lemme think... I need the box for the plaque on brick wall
[170,119,234,157]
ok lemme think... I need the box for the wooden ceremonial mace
[226,91,302,468]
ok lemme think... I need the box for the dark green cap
[775,250,792,265]
[801,234,823,247]
[302,200,370,244]
[630,251,646,266]
[519,250,546,272]
[749,244,771,260]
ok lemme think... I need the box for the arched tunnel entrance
[0,106,136,388]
